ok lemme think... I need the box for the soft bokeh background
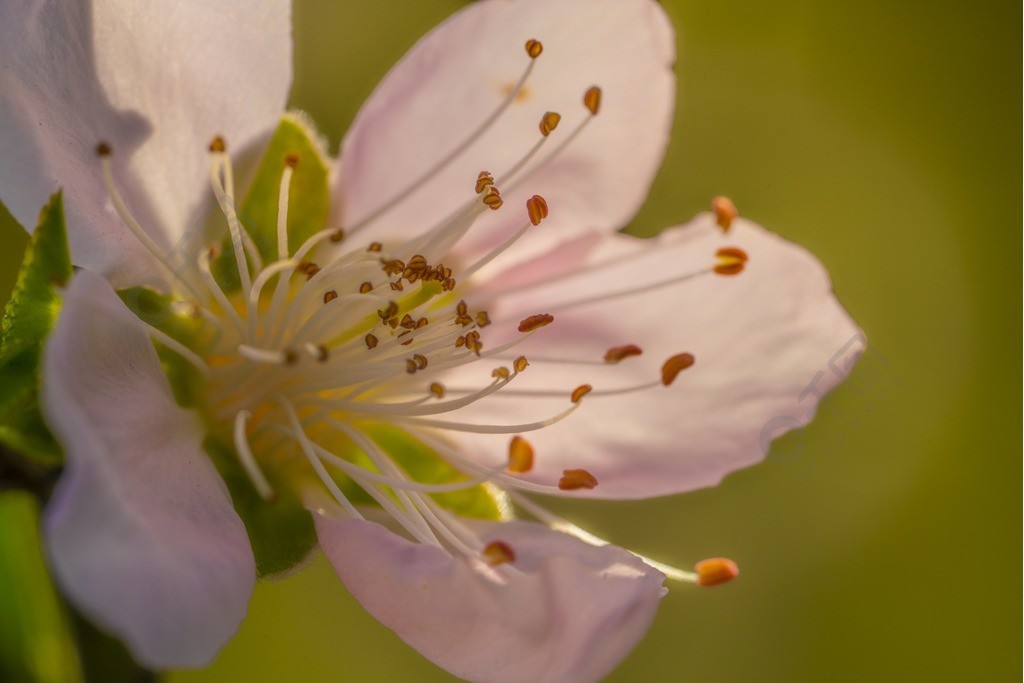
[1,1,1019,681]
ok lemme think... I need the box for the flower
[0,0,861,681]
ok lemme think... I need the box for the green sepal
[212,113,331,291]
[204,436,320,579]
[118,287,207,408]
[360,424,507,521]
[0,192,71,465]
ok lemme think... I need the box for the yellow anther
[367,242,383,253]
[476,311,492,327]
[558,469,598,491]
[483,540,516,566]
[524,39,543,59]
[712,196,738,232]
[323,290,338,304]
[518,313,554,332]
[539,111,561,137]
[430,382,446,399]
[507,436,534,473]
[284,151,300,168]
[208,136,226,153]
[526,195,549,226]
[583,86,602,115]
[329,228,345,243]
[661,353,695,386]
[513,356,529,373]
[713,247,749,276]
[406,359,418,374]
[604,344,643,363]
[413,353,428,370]
[570,384,592,403]
[695,558,739,587]
[492,367,511,380]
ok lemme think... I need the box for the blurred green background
[1,1,1019,681]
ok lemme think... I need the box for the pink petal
[313,515,666,683]
[335,0,675,267]
[42,270,255,668]
[0,0,291,287]
[437,214,862,498]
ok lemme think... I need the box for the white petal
[41,270,255,668]
[438,215,862,498]
[313,515,665,683]
[335,0,674,267]
[0,0,291,287]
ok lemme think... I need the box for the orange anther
[583,86,602,115]
[539,111,561,137]
[570,384,593,403]
[695,558,739,587]
[483,540,516,566]
[492,367,511,380]
[359,281,373,294]
[525,39,543,59]
[365,334,379,349]
[558,469,598,490]
[329,228,345,243]
[367,242,383,253]
[377,302,398,320]
[476,311,492,327]
[284,151,300,168]
[604,344,643,363]
[323,290,338,304]
[430,382,446,399]
[483,187,503,210]
[208,136,226,153]
[96,141,112,157]
[518,313,554,332]
[513,356,529,373]
[661,353,695,386]
[714,247,748,276]
[712,196,738,232]
[508,436,535,473]
[526,195,549,226]
[476,171,495,194]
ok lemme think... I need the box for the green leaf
[212,113,331,291]
[0,193,71,465]
[0,492,83,683]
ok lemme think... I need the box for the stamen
[430,382,446,398]
[604,344,643,363]
[482,540,516,566]
[570,384,592,403]
[277,153,299,258]
[507,436,534,473]
[695,558,740,587]
[583,86,602,115]
[344,45,542,238]
[525,195,549,226]
[323,290,338,304]
[712,196,738,232]
[714,247,748,276]
[96,143,202,299]
[392,401,581,434]
[558,469,598,490]
[233,410,275,500]
[661,353,696,386]
[518,313,554,332]
[539,111,562,137]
